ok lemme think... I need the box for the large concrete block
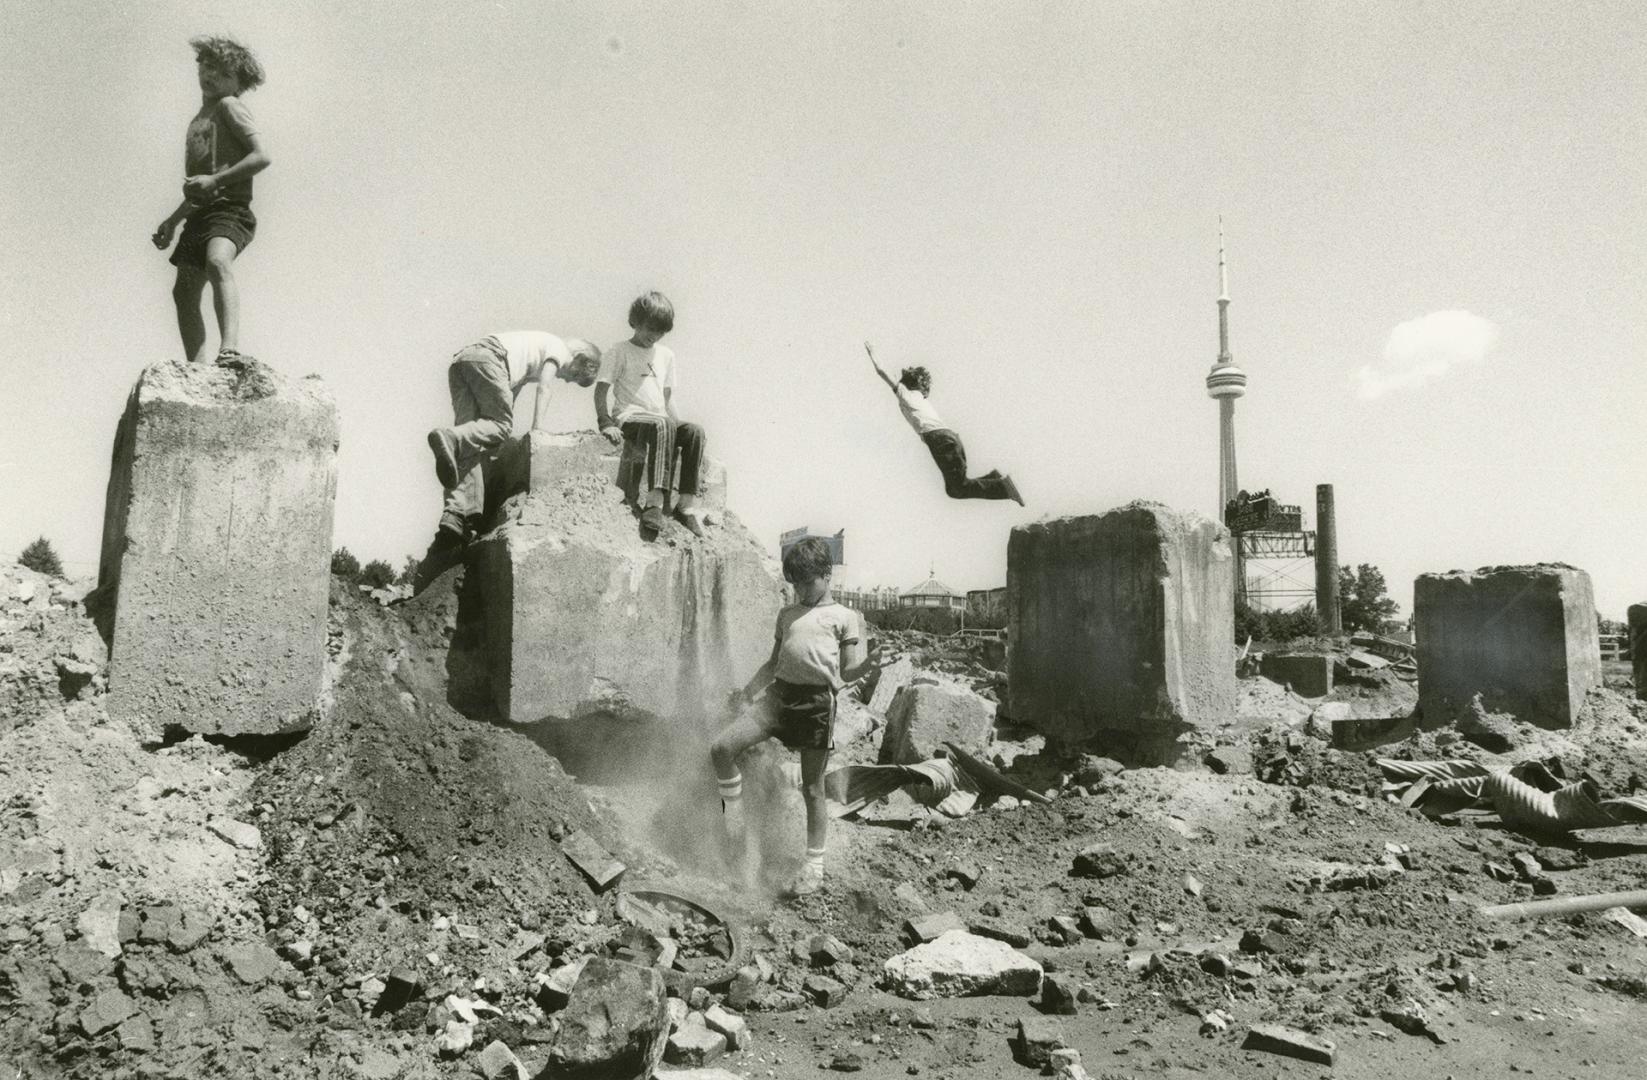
[1414,564,1600,729]
[1260,652,1333,697]
[878,683,995,765]
[475,432,783,743]
[1629,603,1647,702]
[96,358,337,738]
[1006,502,1235,763]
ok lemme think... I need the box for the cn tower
[1205,221,1247,517]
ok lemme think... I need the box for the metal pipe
[1479,889,1647,921]
[1315,484,1341,634]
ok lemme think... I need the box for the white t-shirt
[773,601,862,688]
[895,384,947,436]
[484,332,571,390]
[597,340,675,423]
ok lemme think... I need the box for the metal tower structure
[1205,220,1248,513]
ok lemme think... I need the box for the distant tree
[1338,563,1400,633]
[359,559,397,589]
[330,547,361,580]
[18,537,64,577]
[397,556,420,586]
[1235,600,1322,644]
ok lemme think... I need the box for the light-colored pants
[444,345,513,520]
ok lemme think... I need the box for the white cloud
[1355,310,1499,399]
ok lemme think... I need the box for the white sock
[805,846,826,874]
[719,774,743,813]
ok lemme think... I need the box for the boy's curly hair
[190,36,265,92]
[898,366,932,395]
[781,537,834,585]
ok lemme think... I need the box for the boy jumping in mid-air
[864,342,1024,505]
[152,36,271,366]
[594,292,712,538]
[415,332,602,592]
[710,537,874,897]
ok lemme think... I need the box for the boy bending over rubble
[417,332,602,590]
[711,537,876,896]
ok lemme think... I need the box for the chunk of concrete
[472,433,784,751]
[1628,603,1646,702]
[544,958,669,1079]
[878,683,995,765]
[1014,1015,1069,1068]
[1242,1023,1336,1066]
[1007,503,1235,764]
[664,1024,726,1066]
[867,656,915,713]
[1259,653,1333,697]
[1415,564,1601,729]
[883,930,1043,1000]
[903,911,967,945]
[476,1039,526,1080]
[96,358,336,738]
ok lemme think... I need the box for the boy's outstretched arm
[864,341,898,392]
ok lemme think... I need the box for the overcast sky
[3,1,1643,618]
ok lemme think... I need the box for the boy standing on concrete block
[711,537,875,897]
[151,36,271,366]
[416,333,601,590]
[863,342,1024,505]
[594,292,711,538]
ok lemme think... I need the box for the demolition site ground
[3,558,1647,1080]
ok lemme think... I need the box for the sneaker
[214,348,247,369]
[675,509,706,538]
[785,862,825,897]
[427,429,459,490]
[1001,475,1024,507]
[641,504,665,533]
[983,468,1001,479]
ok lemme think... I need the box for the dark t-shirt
[184,96,257,206]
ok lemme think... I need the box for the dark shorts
[171,202,256,269]
[761,678,836,752]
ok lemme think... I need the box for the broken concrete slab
[79,988,137,1036]
[882,930,1043,1000]
[96,357,337,739]
[903,911,966,945]
[560,830,626,891]
[1260,652,1333,697]
[1014,1015,1069,1068]
[878,683,995,766]
[665,1023,726,1067]
[471,432,784,752]
[1007,502,1235,764]
[701,1004,748,1050]
[544,958,670,1079]
[867,656,915,713]
[1241,1023,1336,1065]
[476,1039,526,1080]
[1415,564,1601,729]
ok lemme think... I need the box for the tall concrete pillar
[97,358,338,739]
[1629,603,1647,701]
[1007,501,1235,765]
[1315,484,1342,634]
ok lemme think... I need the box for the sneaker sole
[428,430,458,490]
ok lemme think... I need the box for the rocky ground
[3,559,1646,1079]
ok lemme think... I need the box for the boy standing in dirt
[863,342,1024,505]
[594,292,711,538]
[710,537,873,896]
[151,36,271,366]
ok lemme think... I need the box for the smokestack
[1315,484,1342,634]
